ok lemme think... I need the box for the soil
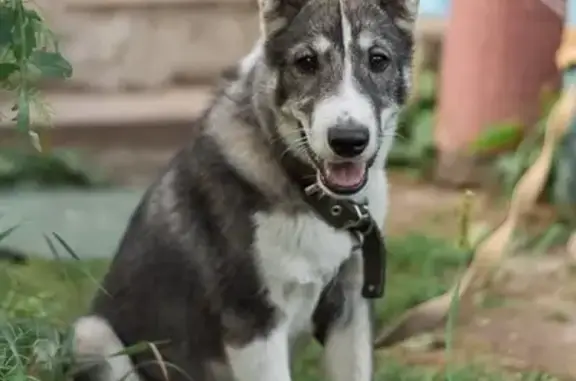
[385,172,576,380]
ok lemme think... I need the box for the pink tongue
[323,162,366,188]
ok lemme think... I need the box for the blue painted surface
[562,67,576,138]
[418,0,451,17]
[0,189,144,258]
[563,66,576,86]
[568,0,576,26]
[553,67,576,221]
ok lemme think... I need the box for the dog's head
[259,0,417,196]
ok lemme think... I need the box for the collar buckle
[304,183,374,235]
[341,203,373,235]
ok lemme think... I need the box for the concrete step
[0,87,214,185]
[0,87,212,131]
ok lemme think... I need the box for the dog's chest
[252,211,356,336]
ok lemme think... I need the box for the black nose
[327,126,370,158]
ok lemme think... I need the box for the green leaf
[0,225,18,243]
[417,70,437,101]
[387,142,418,167]
[410,110,434,155]
[11,17,37,60]
[0,62,19,81]
[496,155,525,194]
[0,7,14,47]
[16,90,30,131]
[30,51,73,79]
[532,223,570,254]
[471,122,523,152]
[24,8,43,21]
[51,232,81,260]
[110,340,170,357]
[10,370,28,381]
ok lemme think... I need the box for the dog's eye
[368,50,390,73]
[294,54,319,75]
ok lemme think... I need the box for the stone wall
[36,0,260,92]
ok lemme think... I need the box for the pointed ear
[381,0,419,33]
[258,0,308,37]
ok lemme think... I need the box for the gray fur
[72,1,415,380]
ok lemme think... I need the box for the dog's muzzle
[318,124,371,195]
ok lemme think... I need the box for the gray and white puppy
[72,1,417,380]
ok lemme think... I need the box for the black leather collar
[301,183,386,299]
[270,130,386,299]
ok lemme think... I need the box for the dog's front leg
[225,323,292,381]
[325,297,373,381]
[315,256,374,381]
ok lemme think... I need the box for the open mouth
[318,161,368,195]
[293,122,369,195]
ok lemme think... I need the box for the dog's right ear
[379,0,419,33]
[258,0,308,37]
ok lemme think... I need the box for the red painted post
[434,0,563,186]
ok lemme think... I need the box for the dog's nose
[327,126,370,158]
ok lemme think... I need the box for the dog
[71,0,417,380]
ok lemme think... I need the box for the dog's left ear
[258,0,308,37]
[380,0,419,33]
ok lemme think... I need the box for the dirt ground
[386,172,576,379]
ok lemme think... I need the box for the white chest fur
[253,210,354,338]
[251,169,388,340]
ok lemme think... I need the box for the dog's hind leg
[72,315,141,381]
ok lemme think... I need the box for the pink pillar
[434,0,563,185]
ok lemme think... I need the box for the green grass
[0,258,109,324]
[375,234,471,327]
[0,234,560,381]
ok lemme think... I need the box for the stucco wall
[36,0,260,91]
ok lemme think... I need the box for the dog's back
[74,124,280,380]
